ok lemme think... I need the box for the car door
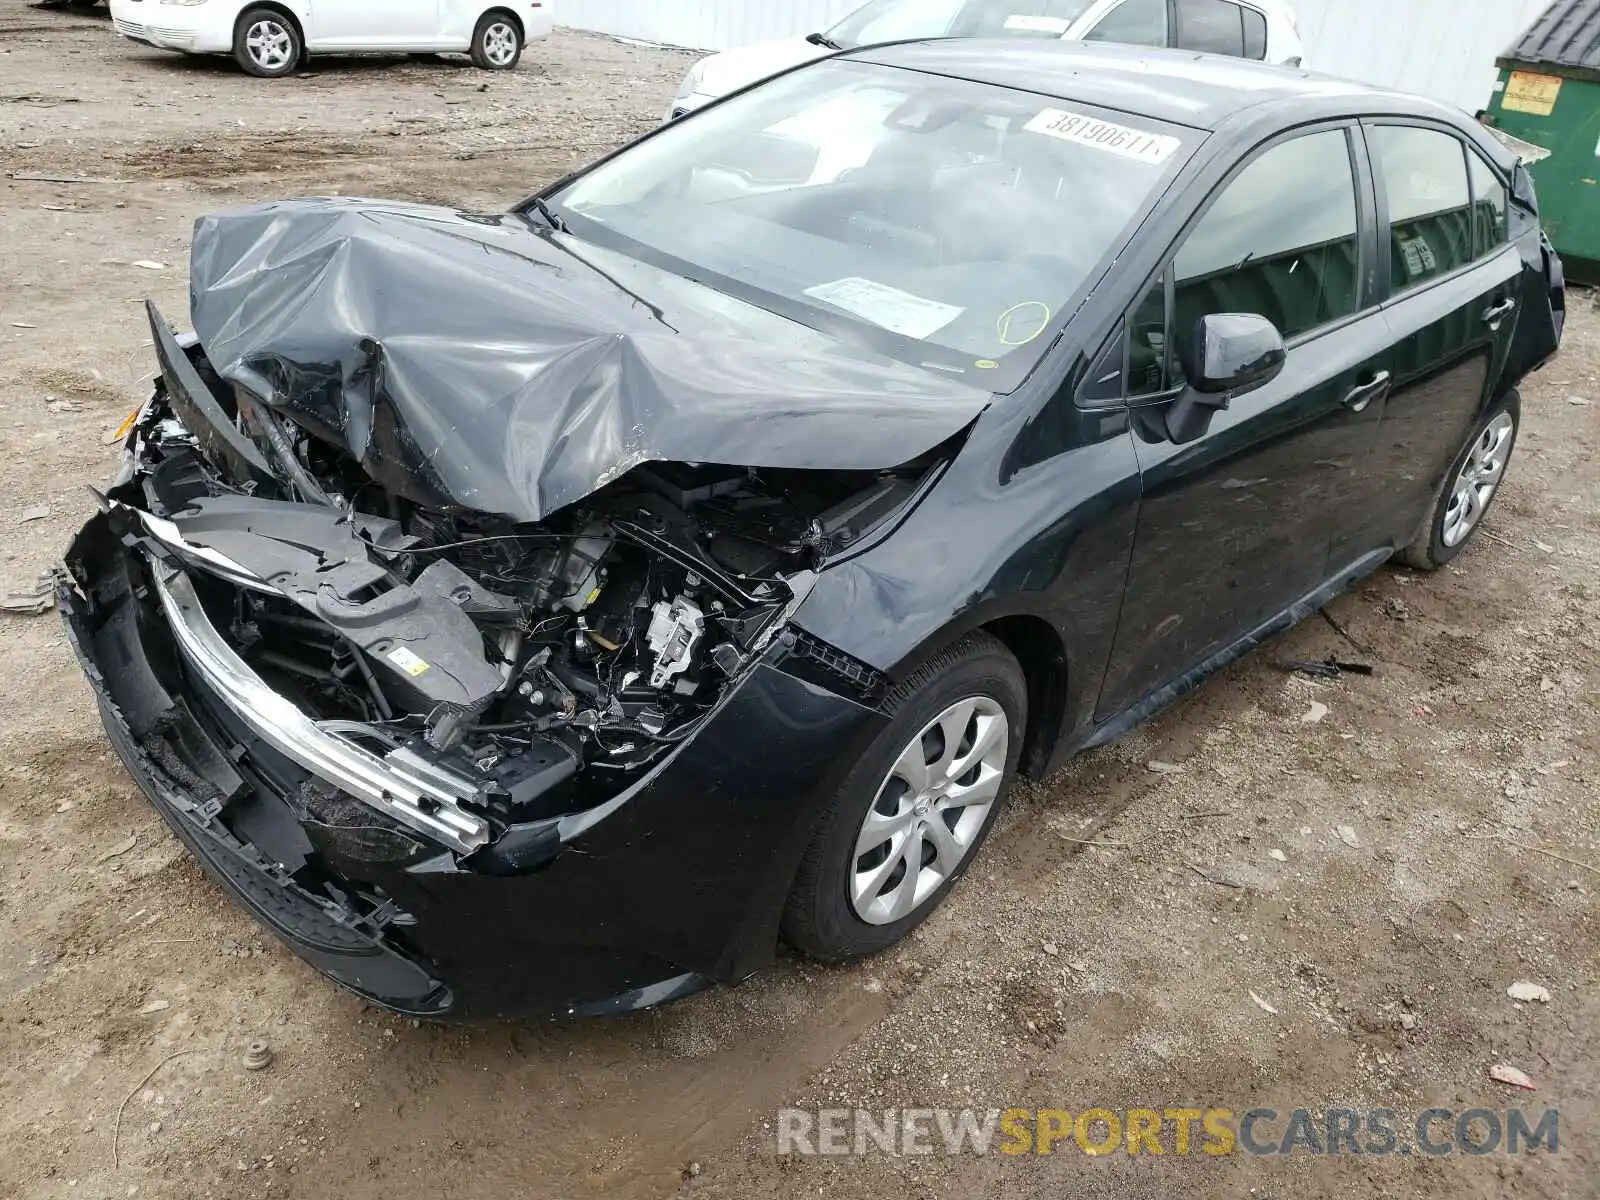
[1346,122,1526,556]
[306,0,439,46]
[1093,123,1392,721]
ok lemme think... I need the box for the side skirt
[1074,547,1394,755]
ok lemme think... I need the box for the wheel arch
[477,5,525,41]
[872,607,1074,781]
[976,614,1070,779]
[234,1,304,44]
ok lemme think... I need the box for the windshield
[827,0,1098,48]
[547,61,1190,386]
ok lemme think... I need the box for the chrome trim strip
[150,566,492,854]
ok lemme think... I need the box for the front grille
[114,18,148,37]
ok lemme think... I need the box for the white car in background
[668,0,1305,119]
[108,0,554,77]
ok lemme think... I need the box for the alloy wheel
[245,19,294,72]
[1442,411,1516,548]
[483,22,518,66]
[850,696,1008,925]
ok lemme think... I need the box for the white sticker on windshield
[803,277,965,340]
[1024,108,1181,165]
[1004,13,1073,33]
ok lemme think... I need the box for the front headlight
[673,59,708,103]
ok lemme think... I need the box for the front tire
[233,7,301,78]
[1401,391,1520,570]
[470,11,522,70]
[782,632,1026,961]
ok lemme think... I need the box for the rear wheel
[1401,391,1520,570]
[782,633,1026,961]
[233,7,301,78]
[470,11,522,70]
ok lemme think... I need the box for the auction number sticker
[1024,108,1181,165]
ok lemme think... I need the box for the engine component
[124,496,505,710]
[646,596,705,690]
[637,462,747,509]
[486,736,581,818]
[581,557,647,651]
[426,694,493,751]
[532,522,613,612]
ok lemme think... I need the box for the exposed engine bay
[96,321,932,853]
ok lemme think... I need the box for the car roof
[847,39,1459,133]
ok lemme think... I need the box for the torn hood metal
[188,198,994,521]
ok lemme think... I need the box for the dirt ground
[1,6,1597,1198]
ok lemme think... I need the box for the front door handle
[1342,370,1391,414]
[1483,297,1518,330]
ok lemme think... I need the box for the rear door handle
[1483,297,1517,330]
[1342,370,1391,414]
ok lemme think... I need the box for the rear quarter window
[1175,0,1247,56]
[1242,6,1267,58]
[1467,150,1509,258]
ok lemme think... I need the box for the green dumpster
[1488,0,1600,279]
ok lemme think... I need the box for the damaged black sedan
[61,41,1564,1017]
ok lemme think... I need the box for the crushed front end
[61,306,907,1017]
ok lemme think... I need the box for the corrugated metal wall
[558,0,1553,112]
[1294,0,1551,112]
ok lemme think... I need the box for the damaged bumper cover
[62,520,884,1017]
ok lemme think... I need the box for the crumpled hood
[188,197,992,522]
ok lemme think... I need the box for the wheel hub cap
[1442,411,1515,548]
[849,696,1008,926]
[485,23,516,64]
[246,20,292,69]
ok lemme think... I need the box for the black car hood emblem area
[187,198,994,522]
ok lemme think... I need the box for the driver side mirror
[1165,313,1287,444]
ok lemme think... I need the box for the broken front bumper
[61,515,884,1017]
[150,565,492,854]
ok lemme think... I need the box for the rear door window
[1174,0,1247,56]
[1083,0,1172,48]
[1371,125,1473,291]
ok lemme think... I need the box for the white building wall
[558,0,1553,112]
[556,0,858,51]
[1293,0,1550,113]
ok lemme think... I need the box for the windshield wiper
[806,31,843,50]
[528,195,569,234]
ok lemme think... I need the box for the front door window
[1173,128,1361,351]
